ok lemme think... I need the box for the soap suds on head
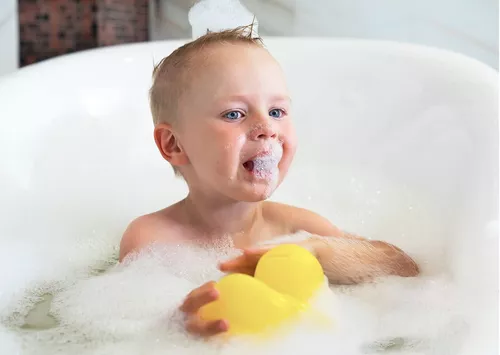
[188,0,258,40]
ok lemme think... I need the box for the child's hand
[219,239,319,275]
[218,248,270,275]
[179,281,229,337]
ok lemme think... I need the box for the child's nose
[248,122,278,141]
[248,113,278,140]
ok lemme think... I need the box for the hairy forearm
[312,235,420,285]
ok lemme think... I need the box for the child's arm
[291,208,420,284]
[257,204,420,284]
[220,205,420,285]
[220,232,419,285]
[309,234,419,284]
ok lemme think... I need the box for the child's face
[176,43,297,202]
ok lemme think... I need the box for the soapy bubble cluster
[252,141,283,182]
[0,201,488,355]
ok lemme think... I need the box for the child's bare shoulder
[119,204,185,261]
[263,201,343,237]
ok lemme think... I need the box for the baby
[119,25,419,337]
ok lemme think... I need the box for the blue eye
[269,109,285,119]
[223,111,243,120]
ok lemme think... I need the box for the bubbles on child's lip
[241,140,284,161]
[263,140,283,157]
[253,158,280,178]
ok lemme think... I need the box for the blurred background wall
[18,0,148,67]
[0,0,148,76]
[150,0,498,69]
[0,0,498,78]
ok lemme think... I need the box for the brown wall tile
[19,0,149,67]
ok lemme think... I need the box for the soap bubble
[188,0,258,39]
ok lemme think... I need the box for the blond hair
[149,23,262,126]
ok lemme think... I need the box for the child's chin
[242,193,273,202]
[240,184,279,202]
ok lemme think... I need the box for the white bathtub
[0,38,497,354]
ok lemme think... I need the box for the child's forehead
[192,42,274,68]
[171,43,287,109]
[190,50,283,90]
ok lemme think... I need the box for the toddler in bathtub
[119,25,419,337]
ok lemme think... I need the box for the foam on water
[0,233,474,355]
[0,161,490,355]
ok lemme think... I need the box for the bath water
[0,163,491,355]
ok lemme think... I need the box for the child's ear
[153,123,189,167]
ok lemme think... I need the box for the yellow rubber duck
[199,244,327,336]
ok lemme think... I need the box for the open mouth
[242,156,280,176]
[243,160,255,172]
[242,142,284,176]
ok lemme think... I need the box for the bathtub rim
[0,37,497,85]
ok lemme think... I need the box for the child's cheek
[236,133,246,148]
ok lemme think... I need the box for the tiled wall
[18,0,96,67]
[97,0,148,47]
[18,0,149,67]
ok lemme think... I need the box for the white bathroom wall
[151,0,499,69]
[288,0,498,69]
[0,0,18,78]
[149,0,195,40]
